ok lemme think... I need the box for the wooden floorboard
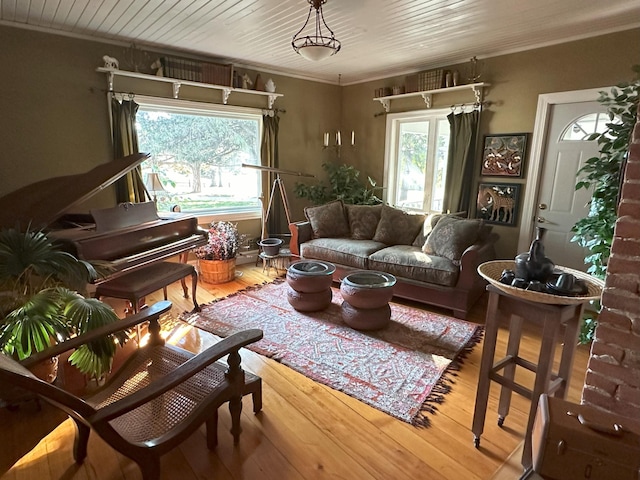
[0,262,591,480]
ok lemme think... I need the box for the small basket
[478,260,604,305]
[198,258,236,284]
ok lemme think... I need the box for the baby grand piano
[0,153,207,281]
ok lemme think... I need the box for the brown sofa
[288,201,498,319]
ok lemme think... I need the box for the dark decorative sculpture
[515,227,555,282]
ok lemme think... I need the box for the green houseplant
[0,227,125,381]
[294,162,383,206]
[571,65,640,342]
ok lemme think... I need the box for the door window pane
[560,112,610,141]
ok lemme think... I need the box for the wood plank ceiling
[2,0,639,84]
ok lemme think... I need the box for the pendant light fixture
[292,0,341,61]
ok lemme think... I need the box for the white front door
[518,87,611,271]
[533,101,606,271]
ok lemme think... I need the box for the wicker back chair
[0,301,263,480]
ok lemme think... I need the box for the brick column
[581,104,640,419]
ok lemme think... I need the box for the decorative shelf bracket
[267,94,278,110]
[222,88,232,104]
[420,93,432,108]
[471,85,483,104]
[377,98,391,112]
[172,82,181,99]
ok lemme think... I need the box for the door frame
[517,87,611,253]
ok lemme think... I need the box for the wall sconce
[323,130,355,156]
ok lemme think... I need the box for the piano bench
[95,261,200,313]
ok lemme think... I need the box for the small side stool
[95,261,200,313]
[471,284,585,469]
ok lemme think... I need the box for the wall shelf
[97,67,283,109]
[373,82,489,112]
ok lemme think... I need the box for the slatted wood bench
[95,261,200,313]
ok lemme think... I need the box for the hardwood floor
[0,263,591,480]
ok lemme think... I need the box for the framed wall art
[481,133,528,177]
[476,183,520,226]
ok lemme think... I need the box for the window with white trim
[383,109,450,213]
[135,95,262,220]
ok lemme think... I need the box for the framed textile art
[481,133,528,177]
[476,183,520,226]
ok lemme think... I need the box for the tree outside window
[134,97,262,217]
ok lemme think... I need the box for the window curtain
[442,110,480,215]
[111,96,147,203]
[261,112,280,237]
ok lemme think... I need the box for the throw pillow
[423,215,482,264]
[412,213,445,247]
[304,199,350,238]
[345,204,383,240]
[373,205,425,245]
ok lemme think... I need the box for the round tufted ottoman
[340,271,397,330]
[286,260,336,311]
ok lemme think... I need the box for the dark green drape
[111,96,147,203]
[442,110,479,215]
[261,112,280,237]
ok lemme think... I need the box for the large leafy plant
[572,66,640,278]
[572,65,639,343]
[0,228,125,380]
[294,162,383,205]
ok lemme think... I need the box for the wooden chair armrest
[91,328,264,423]
[21,301,173,368]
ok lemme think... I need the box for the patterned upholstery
[373,205,426,245]
[304,199,350,238]
[369,245,459,287]
[423,216,484,265]
[300,238,387,270]
[345,204,382,240]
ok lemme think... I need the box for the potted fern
[0,227,125,383]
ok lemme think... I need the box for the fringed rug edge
[412,325,484,427]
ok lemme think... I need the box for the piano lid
[0,153,150,230]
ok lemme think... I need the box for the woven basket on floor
[478,260,604,305]
[198,258,236,284]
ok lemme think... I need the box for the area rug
[180,281,482,426]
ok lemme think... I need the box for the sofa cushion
[345,204,383,240]
[300,238,387,270]
[412,213,445,247]
[423,215,482,265]
[373,205,425,245]
[369,245,460,287]
[412,211,469,247]
[304,200,350,238]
